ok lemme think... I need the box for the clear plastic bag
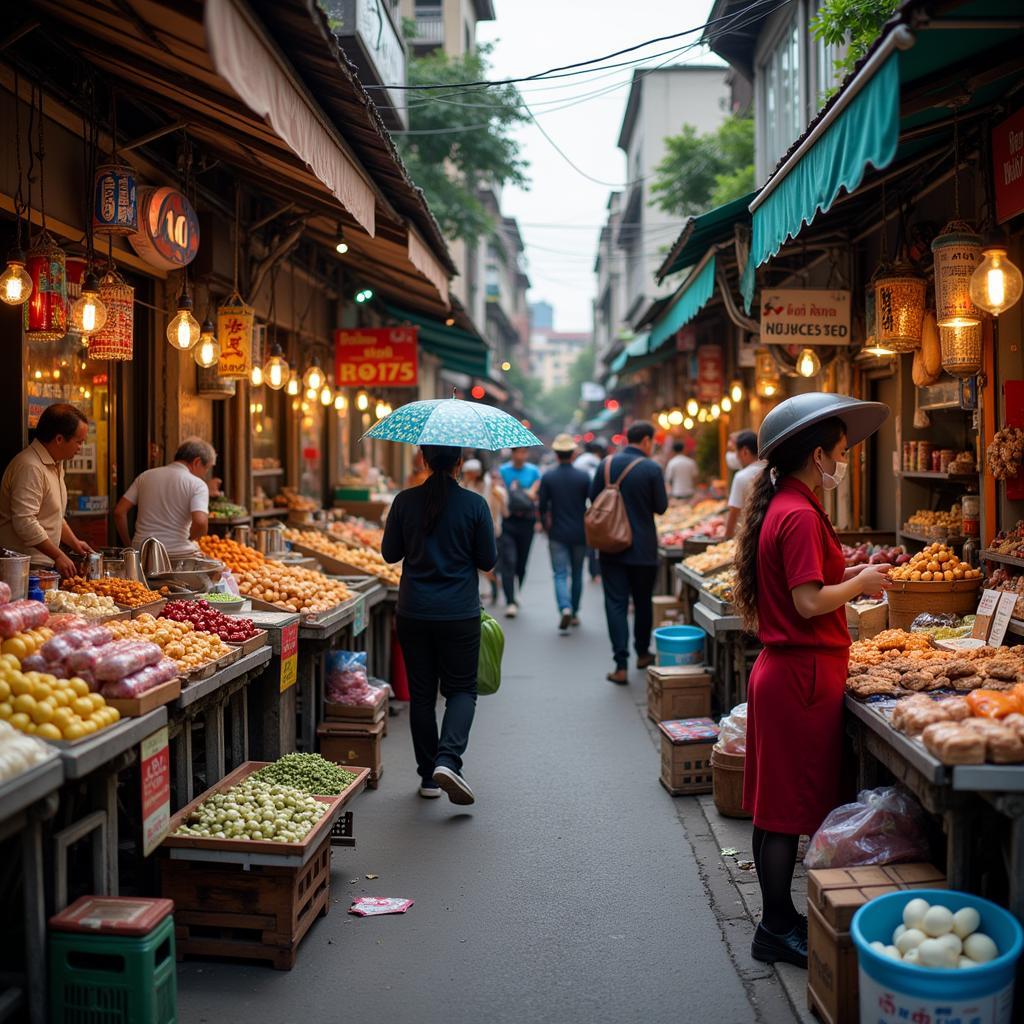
[804,786,930,869]
[325,650,382,706]
[716,702,748,754]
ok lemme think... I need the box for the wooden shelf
[898,470,978,483]
[980,548,1024,570]
[252,508,288,518]
[899,528,937,544]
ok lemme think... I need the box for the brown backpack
[584,457,643,553]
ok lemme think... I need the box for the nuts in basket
[887,543,981,582]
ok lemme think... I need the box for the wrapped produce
[100,658,178,699]
[0,600,49,639]
[93,640,162,682]
[0,581,11,605]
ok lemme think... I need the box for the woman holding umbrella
[732,393,892,968]
[374,397,541,805]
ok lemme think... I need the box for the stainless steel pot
[231,524,252,547]
[255,521,286,556]
[0,553,31,600]
[146,556,225,592]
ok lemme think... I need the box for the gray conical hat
[758,393,889,460]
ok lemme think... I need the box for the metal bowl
[147,556,225,591]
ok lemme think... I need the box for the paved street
[178,548,797,1023]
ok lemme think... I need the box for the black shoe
[559,608,572,632]
[751,923,808,969]
[794,914,808,939]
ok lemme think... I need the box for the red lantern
[88,269,134,361]
[23,233,67,341]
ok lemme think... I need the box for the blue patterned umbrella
[361,398,541,450]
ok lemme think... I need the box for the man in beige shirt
[0,404,92,577]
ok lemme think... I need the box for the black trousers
[500,516,535,604]
[600,559,658,669]
[396,614,480,782]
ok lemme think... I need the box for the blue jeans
[600,558,658,669]
[549,540,586,614]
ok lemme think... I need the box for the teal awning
[649,254,716,351]
[610,348,629,372]
[381,303,489,378]
[581,406,621,432]
[657,192,754,281]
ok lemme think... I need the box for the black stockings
[752,826,800,934]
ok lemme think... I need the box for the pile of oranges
[888,543,983,583]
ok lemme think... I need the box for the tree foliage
[396,45,529,241]
[650,114,754,217]
[810,0,900,84]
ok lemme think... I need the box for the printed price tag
[352,594,367,637]
[140,726,170,856]
[989,590,1019,648]
[973,589,1000,640]
[279,621,298,693]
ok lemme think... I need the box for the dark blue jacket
[382,476,497,620]
[588,446,668,566]
[538,462,590,546]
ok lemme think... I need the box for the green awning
[610,348,629,372]
[657,192,754,281]
[581,406,621,432]
[381,303,489,378]
[649,254,716,351]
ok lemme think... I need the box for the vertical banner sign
[335,327,419,388]
[140,727,170,856]
[992,106,1024,224]
[217,299,254,380]
[695,345,723,403]
[759,289,851,343]
[279,621,299,692]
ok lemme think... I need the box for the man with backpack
[498,447,541,618]
[587,421,668,684]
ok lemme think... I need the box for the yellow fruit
[87,692,106,711]
[53,689,70,707]
[23,722,36,734]
[0,702,12,720]
[0,653,19,670]
[30,701,54,724]
[0,680,8,702]
[79,719,98,735]
[13,693,36,715]
[10,674,32,696]
[72,697,94,717]
[1,638,26,659]
[9,712,31,731]
[31,680,52,701]
[52,707,73,729]
[107,706,120,723]
[35,723,61,741]
[69,678,90,697]
[62,722,85,741]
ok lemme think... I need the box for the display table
[167,646,273,808]
[656,545,685,596]
[0,753,63,1024]
[845,696,1024,922]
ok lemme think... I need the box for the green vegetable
[250,753,357,795]
[203,592,243,603]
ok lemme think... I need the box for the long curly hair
[733,417,847,631]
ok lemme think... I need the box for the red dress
[742,477,850,835]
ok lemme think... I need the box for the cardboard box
[806,864,946,1024]
[317,718,384,789]
[646,665,712,722]
[845,600,888,641]
[652,595,685,629]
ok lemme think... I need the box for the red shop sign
[993,106,1024,224]
[695,344,723,403]
[335,327,418,388]
[140,726,170,856]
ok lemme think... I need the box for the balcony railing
[414,14,444,45]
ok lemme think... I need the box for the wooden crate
[161,835,332,970]
[646,666,711,723]
[318,719,383,789]
[324,687,387,724]
[104,676,181,717]
[657,718,718,796]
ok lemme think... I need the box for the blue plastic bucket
[653,625,705,666]
[851,890,1023,1024]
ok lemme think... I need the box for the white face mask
[725,451,742,471]
[817,453,848,491]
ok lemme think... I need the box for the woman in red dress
[733,393,891,968]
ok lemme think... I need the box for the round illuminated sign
[129,186,200,269]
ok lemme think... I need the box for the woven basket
[886,577,982,630]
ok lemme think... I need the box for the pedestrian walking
[732,394,890,968]
[589,421,668,684]
[723,430,766,539]
[574,441,604,582]
[461,457,507,605]
[538,434,590,633]
[664,440,698,502]
[382,445,498,805]
[498,447,541,617]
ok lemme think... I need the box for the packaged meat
[40,632,88,663]
[100,658,178,698]
[0,599,48,638]
[0,581,11,605]
[94,640,162,682]
[46,614,91,634]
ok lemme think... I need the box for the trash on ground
[349,897,414,917]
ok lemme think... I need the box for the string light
[683,416,694,430]
[730,382,743,403]
[969,229,1023,316]
[796,347,821,378]
[710,403,721,419]
[193,319,220,368]
[668,409,683,426]
[319,382,334,406]
[303,355,325,392]
[356,391,369,411]
[286,371,300,396]
[0,248,32,305]
[250,364,264,387]
[657,412,670,430]
[263,343,289,390]
[685,398,698,417]
[166,286,200,351]
[374,401,388,419]
[721,396,732,413]
[70,271,107,335]
[501,360,511,371]
[697,408,708,423]
[334,393,347,413]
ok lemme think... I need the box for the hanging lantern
[88,269,134,361]
[874,260,926,352]
[755,349,781,399]
[197,363,237,398]
[216,293,254,380]
[24,232,67,341]
[932,221,982,327]
[939,323,982,378]
[92,163,138,237]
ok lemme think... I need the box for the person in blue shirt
[382,445,497,805]
[497,447,541,618]
[538,434,591,633]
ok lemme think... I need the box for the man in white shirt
[664,441,698,501]
[724,430,766,539]
[114,438,216,557]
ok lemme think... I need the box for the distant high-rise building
[530,300,554,331]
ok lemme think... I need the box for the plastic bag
[716,703,748,754]
[910,612,961,631]
[804,786,930,869]
[325,650,381,706]
[477,610,504,696]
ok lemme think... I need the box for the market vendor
[732,393,892,970]
[0,403,93,578]
[723,430,766,539]
[114,438,216,558]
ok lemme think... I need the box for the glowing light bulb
[501,360,511,371]
[286,372,300,396]
[263,345,289,390]
[796,347,821,378]
[319,383,334,407]
[683,416,694,430]
[70,272,107,335]
[334,394,347,413]
[657,413,670,430]
[730,382,743,403]
[303,360,325,392]
[697,409,708,423]
[306,387,318,401]
[721,396,732,413]
[685,398,699,417]
[762,382,778,397]
[668,409,683,426]
[864,343,894,358]
[193,322,220,368]
[969,236,1023,316]
[711,404,721,419]
[356,391,369,412]
[166,292,200,350]
[250,364,263,387]
[0,250,32,305]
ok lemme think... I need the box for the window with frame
[759,17,803,177]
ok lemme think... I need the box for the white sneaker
[418,783,442,798]
[505,603,518,618]
[432,766,475,805]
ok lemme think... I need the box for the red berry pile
[162,600,260,642]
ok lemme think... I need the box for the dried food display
[887,543,982,582]
[682,539,737,575]
[986,426,1024,480]
[283,528,401,586]
[59,577,166,608]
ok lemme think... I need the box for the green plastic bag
[477,610,505,695]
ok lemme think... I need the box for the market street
[178,553,781,1024]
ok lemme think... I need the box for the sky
[476,0,722,333]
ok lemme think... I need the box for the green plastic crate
[49,912,176,1024]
